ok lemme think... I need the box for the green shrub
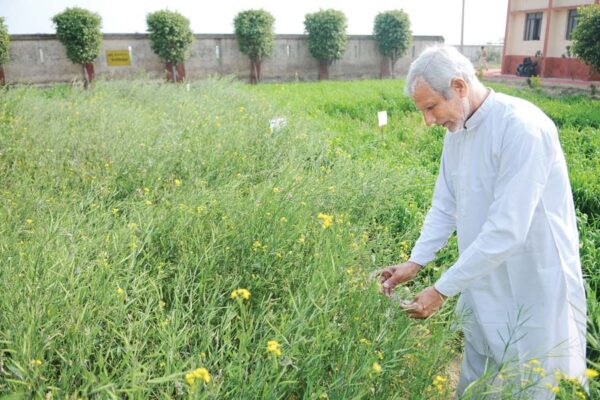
[488,83,600,128]
[373,10,411,78]
[526,75,542,91]
[146,10,193,82]
[571,4,600,73]
[1,79,598,398]
[304,9,347,80]
[233,9,275,84]
[52,7,102,87]
[0,17,9,67]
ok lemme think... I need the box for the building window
[566,9,579,40]
[524,12,543,41]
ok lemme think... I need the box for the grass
[0,78,598,399]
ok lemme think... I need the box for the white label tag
[269,117,287,132]
[377,111,388,127]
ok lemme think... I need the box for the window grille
[524,12,543,41]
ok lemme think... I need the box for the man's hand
[403,286,447,319]
[378,261,421,297]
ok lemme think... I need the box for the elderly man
[379,45,586,398]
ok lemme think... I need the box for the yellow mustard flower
[185,372,195,386]
[231,288,250,300]
[533,367,545,376]
[174,179,182,187]
[192,367,211,383]
[267,340,282,356]
[585,368,599,378]
[30,359,42,367]
[317,212,334,229]
[238,288,251,300]
[372,362,382,374]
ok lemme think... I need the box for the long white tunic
[409,90,587,390]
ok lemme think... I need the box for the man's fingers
[382,271,403,295]
[368,268,386,283]
[378,268,394,284]
[407,303,426,319]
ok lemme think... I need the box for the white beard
[447,97,472,133]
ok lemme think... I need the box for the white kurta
[409,90,587,396]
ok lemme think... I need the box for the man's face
[412,81,470,133]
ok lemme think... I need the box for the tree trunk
[81,63,95,89]
[166,62,186,82]
[0,67,5,86]
[250,59,262,84]
[250,60,257,84]
[390,58,397,79]
[177,63,186,82]
[380,57,391,79]
[318,60,329,80]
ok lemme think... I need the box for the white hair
[405,45,478,98]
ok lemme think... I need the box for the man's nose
[423,112,435,126]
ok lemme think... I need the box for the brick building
[501,0,600,80]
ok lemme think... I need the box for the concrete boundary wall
[4,33,443,84]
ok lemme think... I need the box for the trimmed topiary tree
[0,17,9,86]
[571,4,600,74]
[304,9,347,80]
[146,10,194,83]
[52,7,102,89]
[234,9,275,84]
[373,10,411,79]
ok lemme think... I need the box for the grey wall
[4,34,443,84]
[455,44,504,63]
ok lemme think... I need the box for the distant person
[478,45,489,71]
[378,45,586,399]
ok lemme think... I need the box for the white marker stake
[377,111,388,128]
[268,117,287,132]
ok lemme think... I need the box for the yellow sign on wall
[106,50,131,66]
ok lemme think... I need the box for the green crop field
[0,79,599,399]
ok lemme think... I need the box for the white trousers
[457,339,556,400]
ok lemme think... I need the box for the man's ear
[450,78,469,98]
